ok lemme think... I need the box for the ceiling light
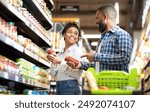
[91,41,98,46]
[82,34,101,39]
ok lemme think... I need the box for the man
[67,4,133,73]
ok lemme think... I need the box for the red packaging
[46,48,55,54]
[65,56,79,66]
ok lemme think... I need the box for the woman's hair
[61,22,81,37]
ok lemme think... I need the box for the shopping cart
[87,67,140,95]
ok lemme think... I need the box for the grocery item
[99,86,109,90]
[65,56,79,66]
[46,48,55,54]
[0,55,19,74]
[84,71,99,90]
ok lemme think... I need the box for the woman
[47,22,84,95]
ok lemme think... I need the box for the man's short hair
[97,4,117,20]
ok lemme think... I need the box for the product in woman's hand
[65,56,79,66]
[46,48,55,54]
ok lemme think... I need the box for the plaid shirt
[81,26,133,73]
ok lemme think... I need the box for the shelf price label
[31,80,34,85]
[15,76,19,82]
[27,79,30,85]
[12,43,24,52]
[4,72,9,79]
[34,54,38,60]
[22,78,26,83]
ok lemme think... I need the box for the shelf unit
[0,0,54,94]
[0,34,50,68]
[22,0,53,30]
[44,0,55,11]
[0,0,51,47]
[132,4,150,94]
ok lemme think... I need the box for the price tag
[31,80,34,85]
[9,40,15,47]
[25,20,30,26]
[4,72,8,79]
[34,54,38,60]
[27,80,30,85]
[4,37,11,44]
[0,34,6,42]
[42,60,48,66]
[22,78,25,83]
[47,85,50,89]
[12,42,18,49]
[25,49,34,58]
[33,81,35,86]
[15,76,19,82]
[13,43,24,52]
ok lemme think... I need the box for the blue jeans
[56,80,81,95]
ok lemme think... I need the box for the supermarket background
[0,0,150,95]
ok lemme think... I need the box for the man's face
[95,11,107,33]
[95,11,104,24]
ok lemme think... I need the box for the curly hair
[61,22,81,37]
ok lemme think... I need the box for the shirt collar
[100,26,119,39]
[101,25,119,36]
[110,25,120,33]
[60,44,78,53]
[67,44,78,51]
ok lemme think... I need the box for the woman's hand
[47,54,62,64]
[66,60,82,69]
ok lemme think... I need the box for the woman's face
[64,26,79,45]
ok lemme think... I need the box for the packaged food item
[99,86,109,90]
[84,71,99,90]
[65,56,79,66]
[46,48,55,54]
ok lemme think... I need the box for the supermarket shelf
[0,71,21,83]
[23,0,53,30]
[0,1,51,47]
[0,35,50,68]
[0,1,25,22]
[38,58,51,67]
[0,71,49,90]
[0,34,24,53]
[44,0,55,11]
[17,22,51,47]
[0,0,53,94]
[24,49,51,67]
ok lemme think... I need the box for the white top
[49,44,85,85]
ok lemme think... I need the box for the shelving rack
[0,0,54,94]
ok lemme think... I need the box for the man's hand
[81,51,95,62]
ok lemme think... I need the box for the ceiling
[52,0,143,50]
